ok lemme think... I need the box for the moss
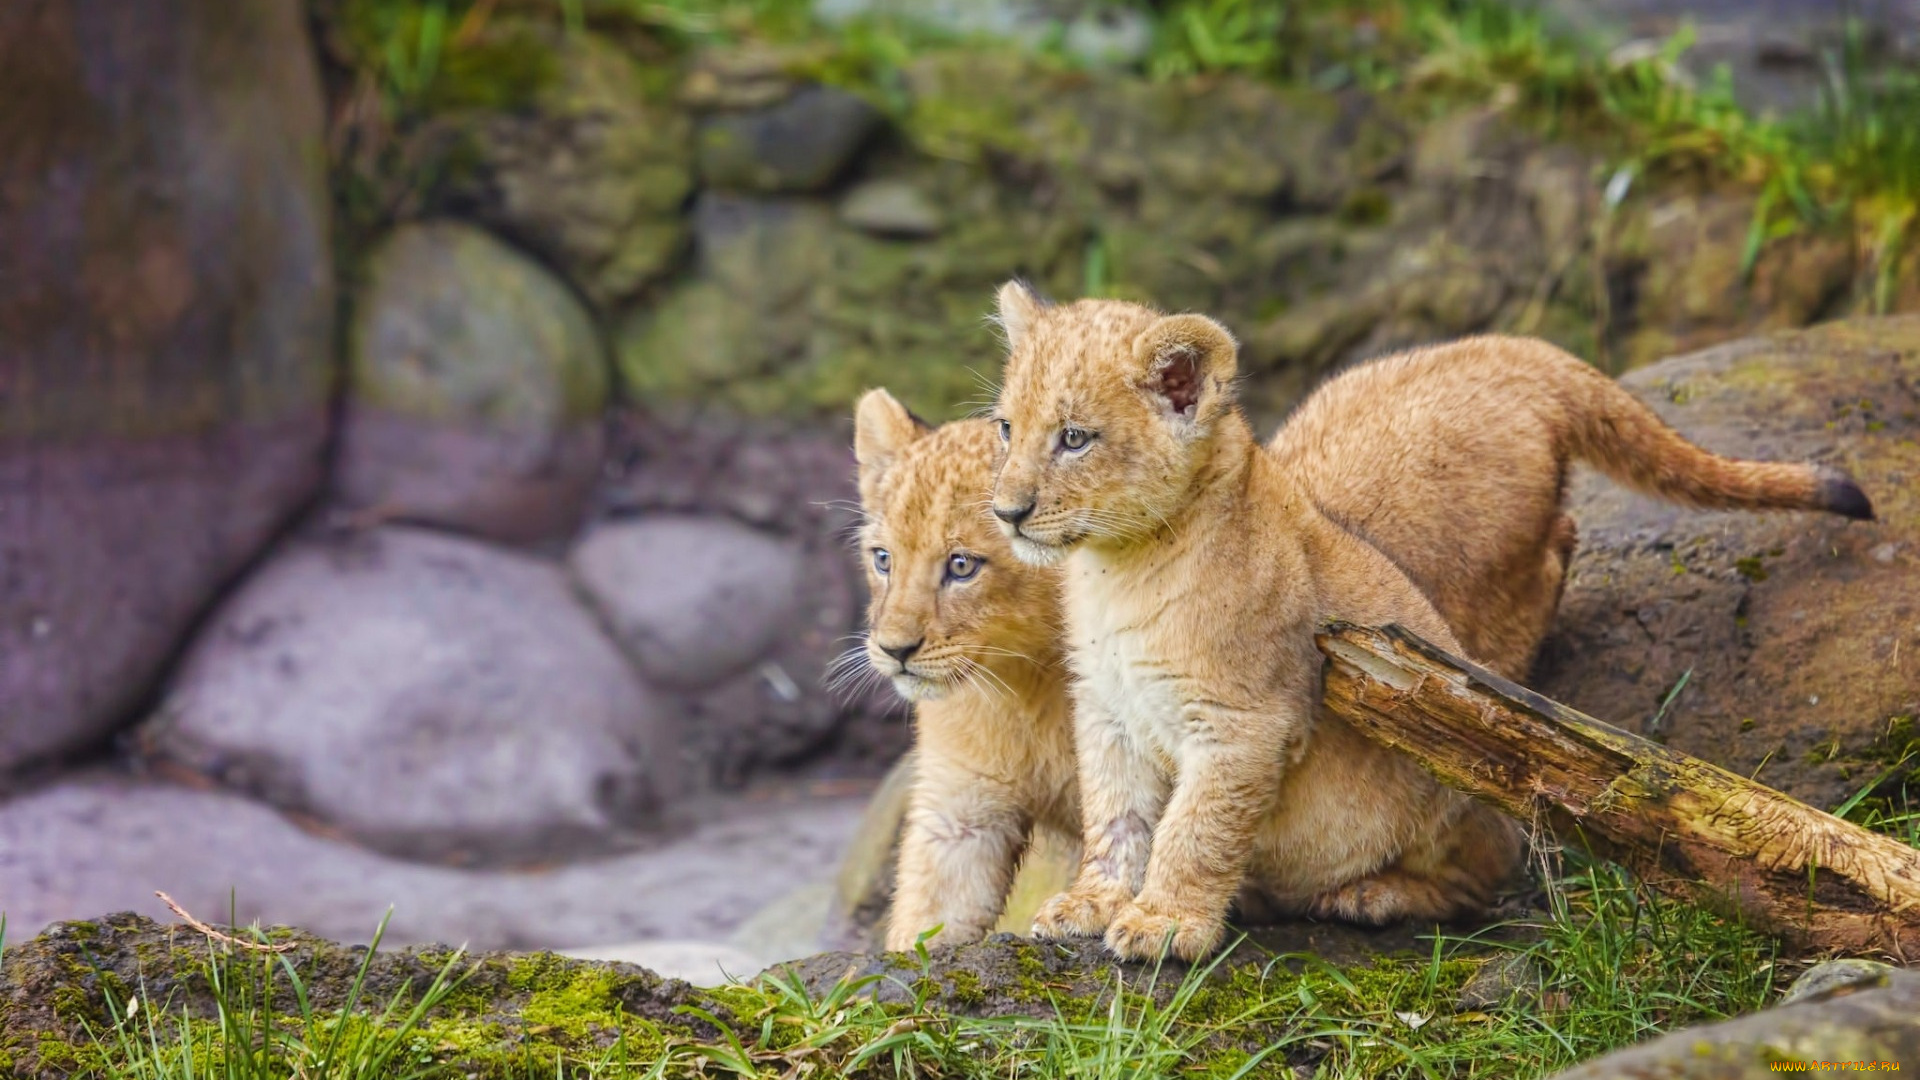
[1734,555,1770,582]
[426,23,560,112]
[32,1034,109,1073]
[1339,186,1394,226]
[946,968,986,1006]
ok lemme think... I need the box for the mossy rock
[432,22,694,312]
[1546,966,1920,1079]
[0,911,1512,1079]
[348,221,608,425]
[617,182,1089,423]
[0,914,714,1079]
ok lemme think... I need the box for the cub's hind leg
[887,762,1031,951]
[1305,798,1523,925]
[1476,512,1581,682]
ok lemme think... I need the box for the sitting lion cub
[986,283,1873,962]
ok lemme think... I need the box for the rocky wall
[6,0,1916,881]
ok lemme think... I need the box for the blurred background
[3,0,1918,983]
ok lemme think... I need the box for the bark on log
[1315,622,1920,962]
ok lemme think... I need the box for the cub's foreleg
[886,764,1030,951]
[1031,689,1168,940]
[1105,690,1311,962]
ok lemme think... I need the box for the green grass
[83,910,475,1080]
[30,864,1800,1080]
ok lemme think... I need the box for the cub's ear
[853,388,930,482]
[1131,314,1238,428]
[994,279,1047,352]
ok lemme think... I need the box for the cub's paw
[1104,901,1225,963]
[884,921,982,954]
[1032,886,1126,939]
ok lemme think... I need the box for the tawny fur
[853,402,1078,951]
[862,304,1873,955]
[985,285,1872,962]
[1268,333,1872,677]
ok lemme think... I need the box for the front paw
[1032,885,1127,939]
[885,920,984,953]
[1104,900,1226,962]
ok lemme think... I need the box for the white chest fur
[1064,553,1189,764]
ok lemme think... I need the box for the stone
[839,178,944,238]
[557,941,771,987]
[594,417,902,782]
[1454,952,1543,1011]
[815,0,1153,69]
[0,770,869,949]
[337,222,609,546]
[448,24,694,310]
[1544,966,1920,1079]
[697,85,884,193]
[680,43,829,111]
[1611,192,1856,370]
[0,0,332,775]
[134,526,682,864]
[1531,318,1920,809]
[1525,0,1920,115]
[570,514,806,691]
[1781,959,1901,1005]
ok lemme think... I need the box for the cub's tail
[1561,364,1875,521]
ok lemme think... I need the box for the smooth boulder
[136,526,681,863]
[570,514,805,691]
[0,0,333,774]
[697,85,883,193]
[337,222,609,546]
[1533,318,1920,808]
[594,420,898,781]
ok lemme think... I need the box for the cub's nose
[879,639,924,666]
[993,501,1035,526]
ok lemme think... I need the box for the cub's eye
[997,419,1011,442]
[872,548,891,574]
[946,553,982,582]
[1060,427,1094,452]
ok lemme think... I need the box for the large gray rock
[1532,318,1920,809]
[595,418,902,781]
[697,85,884,193]
[571,515,805,690]
[0,770,868,950]
[450,25,694,310]
[0,0,333,775]
[337,222,609,546]
[136,526,681,863]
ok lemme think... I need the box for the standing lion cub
[862,287,1872,953]
[986,283,1873,962]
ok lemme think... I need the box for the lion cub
[987,284,1873,962]
[853,399,1080,950]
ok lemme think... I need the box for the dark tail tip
[1816,467,1876,521]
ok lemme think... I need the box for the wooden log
[1314,621,1920,962]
